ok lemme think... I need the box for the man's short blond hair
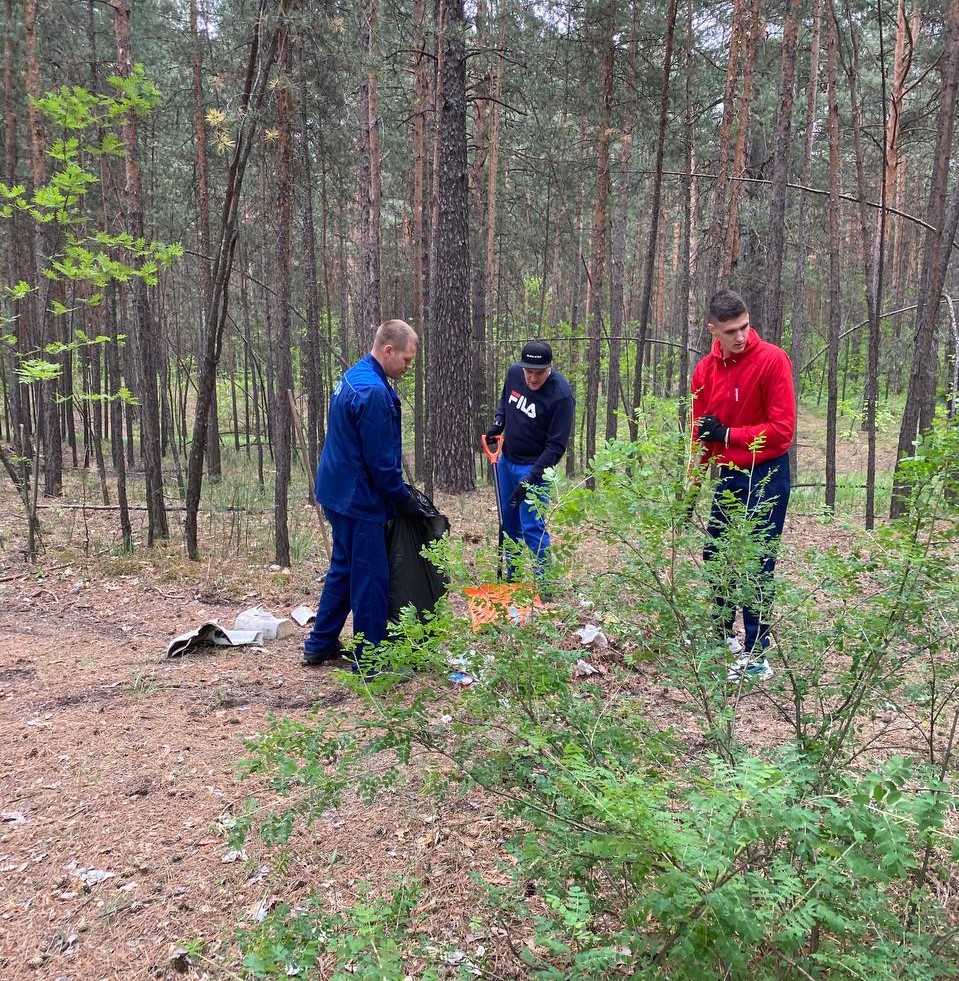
[373,319,417,352]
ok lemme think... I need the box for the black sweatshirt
[494,364,575,480]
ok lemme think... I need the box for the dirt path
[0,477,523,981]
[0,560,346,978]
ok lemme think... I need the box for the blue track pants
[496,454,551,580]
[703,453,790,655]
[304,508,389,660]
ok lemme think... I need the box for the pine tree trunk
[110,0,168,543]
[892,0,959,516]
[889,154,912,394]
[106,286,132,550]
[88,338,109,505]
[412,0,430,479]
[358,0,381,342]
[702,0,745,318]
[318,131,337,421]
[836,0,878,329]
[825,10,841,511]
[3,0,27,454]
[789,0,822,479]
[63,333,77,470]
[469,0,490,441]
[654,233,667,393]
[585,13,614,468]
[677,0,695,401]
[25,0,63,498]
[272,21,294,567]
[862,0,914,526]
[722,0,761,286]
[190,0,221,479]
[567,101,587,484]
[484,17,505,417]
[566,228,582,479]
[230,351,240,453]
[606,11,638,441]
[427,0,474,493]
[260,158,277,463]
[631,0,678,427]
[297,33,324,473]
[337,216,351,359]
[762,0,799,347]
[544,67,574,330]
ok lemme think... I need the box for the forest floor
[0,412,922,980]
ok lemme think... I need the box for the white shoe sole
[727,660,773,683]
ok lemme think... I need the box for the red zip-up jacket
[691,327,795,468]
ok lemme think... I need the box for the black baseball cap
[520,340,552,370]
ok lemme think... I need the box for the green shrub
[228,415,959,980]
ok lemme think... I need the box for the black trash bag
[387,486,450,622]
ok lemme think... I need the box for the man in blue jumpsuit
[303,320,423,669]
[484,340,575,589]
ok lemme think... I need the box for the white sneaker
[726,636,743,656]
[727,656,774,683]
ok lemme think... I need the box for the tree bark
[357,0,381,343]
[272,18,294,567]
[762,0,799,347]
[565,104,589,478]
[631,0,678,427]
[469,0,490,442]
[24,0,62,498]
[190,0,221,479]
[585,11,614,468]
[864,1,895,525]
[892,0,959,516]
[825,7,841,511]
[861,0,914,526]
[110,0,169,543]
[427,0,474,493]
[788,0,822,479]
[412,0,430,480]
[677,0,695,402]
[297,31,325,475]
[701,0,745,326]
[4,0,27,455]
[317,126,337,432]
[606,9,638,442]
[835,0,880,369]
[722,0,761,286]
[484,16,505,426]
[106,286,132,550]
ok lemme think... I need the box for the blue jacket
[316,354,407,522]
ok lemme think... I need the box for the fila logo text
[508,389,537,419]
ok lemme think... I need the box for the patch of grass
[131,669,159,698]
[791,471,894,519]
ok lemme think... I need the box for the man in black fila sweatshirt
[484,340,575,588]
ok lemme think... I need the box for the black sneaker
[302,646,345,666]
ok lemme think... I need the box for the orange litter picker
[481,433,506,582]
[470,435,544,631]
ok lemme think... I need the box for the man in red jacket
[691,289,796,683]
